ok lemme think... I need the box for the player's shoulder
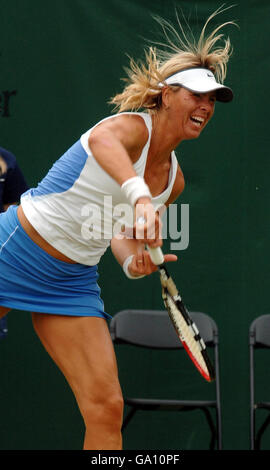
[106,112,149,139]
[94,112,150,156]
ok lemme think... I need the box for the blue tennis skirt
[0,205,110,319]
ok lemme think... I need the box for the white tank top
[21,112,178,265]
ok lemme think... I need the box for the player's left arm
[111,236,177,278]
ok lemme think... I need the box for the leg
[31,313,124,450]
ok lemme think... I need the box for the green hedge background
[0,0,269,450]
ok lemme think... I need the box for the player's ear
[161,86,172,110]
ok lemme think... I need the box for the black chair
[110,309,221,449]
[249,314,270,450]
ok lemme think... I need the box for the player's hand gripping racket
[147,246,215,382]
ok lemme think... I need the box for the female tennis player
[0,8,234,449]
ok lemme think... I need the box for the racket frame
[159,264,215,382]
[147,246,215,382]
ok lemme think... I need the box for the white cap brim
[164,67,233,103]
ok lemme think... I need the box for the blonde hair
[109,5,236,113]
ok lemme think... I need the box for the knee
[104,393,124,424]
[81,389,124,429]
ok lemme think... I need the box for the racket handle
[136,216,164,265]
[147,246,164,266]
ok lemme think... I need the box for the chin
[184,131,202,140]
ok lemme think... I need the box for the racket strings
[165,293,210,378]
[158,266,214,382]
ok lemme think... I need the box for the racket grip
[147,246,164,265]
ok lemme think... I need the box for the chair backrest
[249,315,270,450]
[249,314,270,348]
[110,309,218,349]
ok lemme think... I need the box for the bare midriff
[17,205,77,264]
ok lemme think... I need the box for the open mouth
[190,116,205,127]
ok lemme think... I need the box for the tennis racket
[147,246,215,382]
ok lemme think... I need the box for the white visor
[163,67,233,103]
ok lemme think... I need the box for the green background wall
[0,0,269,450]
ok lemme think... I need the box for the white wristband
[122,254,145,280]
[121,176,152,207]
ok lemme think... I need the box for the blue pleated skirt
[0,205,109,318]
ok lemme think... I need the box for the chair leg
[250,408,255,450]
[216,408,222,450]
[200,408,217,450]
[255,413,270,450]
[122,406,137,431]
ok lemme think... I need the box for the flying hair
[109,5,237,113]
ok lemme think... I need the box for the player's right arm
[89,114,161,247]
[88,113,148,185]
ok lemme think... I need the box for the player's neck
[150,112,182,159]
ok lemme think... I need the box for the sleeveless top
[21,112,178,265]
